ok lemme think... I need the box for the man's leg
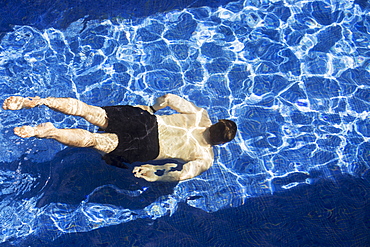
[3,96,108,129]
[14,122,118,153]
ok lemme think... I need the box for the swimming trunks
[101,105,159,168]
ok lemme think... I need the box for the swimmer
[2,94,237,182]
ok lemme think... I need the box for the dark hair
[209,119,237,145]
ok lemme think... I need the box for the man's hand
[133,163,179,182]
[133,164,159,182]
[135,94,169,113]
[152,94,169,111]
[135,105,155,114]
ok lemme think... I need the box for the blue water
[0,0,369,246]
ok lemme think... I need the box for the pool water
[0,0,369,246]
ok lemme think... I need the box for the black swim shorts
[101,105,159,168]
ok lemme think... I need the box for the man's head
[209,119,237,145]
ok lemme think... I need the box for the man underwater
[3,94,237,182]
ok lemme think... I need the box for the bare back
[156,110,214,162]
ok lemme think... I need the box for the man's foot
[14,122,55,138]
[3,96,42,110]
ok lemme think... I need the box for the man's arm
[133,159,213,182]
[151,94,203,114]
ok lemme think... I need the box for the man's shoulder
[200,109,212,124]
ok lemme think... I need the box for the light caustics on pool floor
[0,0,369,243]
